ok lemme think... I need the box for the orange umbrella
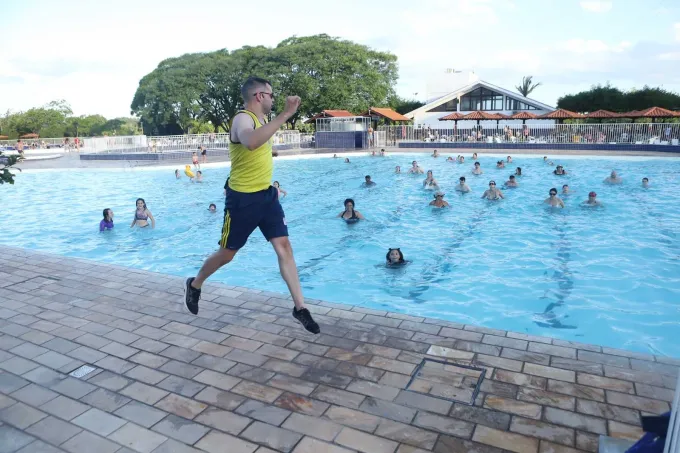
[511,111,538,125]
[585,109,619,119]
[538,108,584,124]
[20,133,39,139]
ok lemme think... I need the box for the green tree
[516,76,542,97]
[389,95,424,115]
[0,151,22,185]
[557,84,680,113]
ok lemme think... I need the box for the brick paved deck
[0,245,677,453]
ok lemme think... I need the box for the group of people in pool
[99,198,156,231]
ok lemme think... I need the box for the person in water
[456,176,471,193]
[583,191,602,206]
[505,175,518,187]
[208,203,217,213]
[272,181,287,197]
[446,156,454,162]
[338,198,365,221]
[333,154,338,158]
[482,181,504,200]
[429,191,449,208]
[543,156,548,163]
[496,160,505,169]
[544,188,565,208]
[472,152,478,160]
[175,169,181,179]
[562,184,570,194]
[515,167,522,176]
[642,177,650,188]
[423,170,439,190]
[408,160,424,174]
[196,170,203,182]
[380,149,386,157]
[130,198,155,228]
[458,155,465,164]
[604,170,622,184]
[432,149,440,158]
[100,208,114,231]
[386,248,406,266]
[362,175,376,187]
[395,166,401,174]
[553,165,567,175]
[344,158,350,163]
[472,162,483,175]
[507,156,513,163]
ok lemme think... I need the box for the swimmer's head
[433,150,439,155]
[135,198,147,210]
[103,208,113,221]
[589,191,597,198]
[273,181,280,188]
[507,156,512,160]
[395,166,401,172]
[434,191,445,199]
[549,188,557,197]
[516,167,522,174]
[333,154,337,158]
[365,175,372,182]
[509,175,515,180]
[543,156,547,160]
[489,181,496,187]
[175,169,179,175]
[460,156,465,161]
[474,162,480,167]
[344,198,355,209]
[447,157,453,161]
[345,158,350,163]
[386,248,405,264]
[197,171,202,175]
[459,176,466,183]
[427,170,433,177]
[611,170,617,178]
[208,204,217,212]
[412,160,418,167]
[192,151,197,155]
[642,177,649,186]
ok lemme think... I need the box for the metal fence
[378,123,680,146]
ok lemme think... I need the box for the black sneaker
[184,277,201,315]
[293,307,320,334]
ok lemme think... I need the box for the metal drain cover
[406,358,486,406]
[69,365,96,379]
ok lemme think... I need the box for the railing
[378,123,680,146]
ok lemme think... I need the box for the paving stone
[634,383,675,402]
[104,329,141,345]
[67,345,108,363]
[367,357,416,375]
[473,425,539,453]
[0,402,47,429]
[150,439,203,453]
[359,396,417,424]
[121,382,169,405]
[235,399,290,426]
[375,419,439,450]
[61,430,120,453]
[240,421,303,453]
[0,357,39,375]
[157,375,206,398]
[10,383,59,406]
[232,366,276,384]
[192,341,233,359]
[40,395,89,420]
[159,346,201,363]
[152,414,211,444]
[439,327,483,342]
[413,410,474,437]
[109,422,168,453]
[0,424,36,453]
[271,392,327,417]
[226,349,269,367]
[294,354,339,371]
[346,380,401,401]
[607,421,644,442]
[191,354,236,373]
[475,354,523,372]
[0,371,29,393]
[575,431,599,453]
[544,406,607,435]
[159,360,203,379]
[528,343,576,359]
[129,351,169,369]
[335,426,400,453]
[576,399,640,425]
[195,407,251,435]
[576,373,634,394]
[516,387,575,411]
[494,370,546,390]
[394,390,452,415]
[100,341,138,359]
[449,404,511,431]
[426,345,474,361]
[502,349,551,366]
[130,338,168,354]
[479,379,519,399]
[72,407,126,436]
[41,338,80,354]
[606,390,670,413]
[125,365,168,385]
[300,368,352,388]
[524,363,575,383]
[335,362,385,382]
[547,380,605,402]
[323,405,381,432]
[81,388,131,412]
[49,376,96,399]
[510,417,575,447]
[267,373,317,396]
[282,412,342,442]
[538,441,582,453]
[261,359,307,378]
[194,386,246,411]
[292,436,354,453]
[75,333,112,349]
[434,435,506,453]
[577,351,630,368]
[115,401,168,428]
[15,440,67,453]
[603,366,667,389]
[482,335,528,350]
[549,358,603,376]
[0,394,15,410]
[86,370,133,391]
[94,356,135,374]
[195,430,259,453]
[11,343,50,360]
[23,415,81,446]
[155,393,207,419]
[484,395,543,419]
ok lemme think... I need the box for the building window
[505,98,539,111]
[460,87,505,111]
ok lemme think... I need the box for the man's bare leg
[192,248,238,289]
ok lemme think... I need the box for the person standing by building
[183,77,319,334]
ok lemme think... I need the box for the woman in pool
[447,156,454,162]
[553,165,567,175]
[642,177,650,188]
[429,191,449,208]
[496,160,505,169]
[507,156,512,163]
[196,171,203,182]
[386,248,406,266]
[273,181,287,198]
[338,198,365,222]
[100,209,114,231]
[458,155,465,164]
[482,181,504,200]
[472,152,478,160]
[130,198,155,229]
[423,170,439,190]
[515,167,522,176]
[175,169,181,179]
[544,188,565,208]
[408,160,424,174]
[583,191,603,206]
[208,203,217,213]
[472,162,483,175]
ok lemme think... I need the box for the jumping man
[184,77,320,334]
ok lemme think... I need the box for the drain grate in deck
[69,365,96,379]
[405,358,486,406]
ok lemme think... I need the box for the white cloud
[580,1,613,13]
[658,52,680,61]
[675,23,680,41]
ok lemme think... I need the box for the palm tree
[516,76,542,97]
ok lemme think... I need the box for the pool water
[2,153,680,357]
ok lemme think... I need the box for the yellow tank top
[228,110,273,193]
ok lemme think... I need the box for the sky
[2,0,680,118]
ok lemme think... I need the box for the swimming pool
[2,153,679,357]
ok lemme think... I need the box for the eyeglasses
[489,183,496,186]
[550,192,557,195]
[254,92,274,99]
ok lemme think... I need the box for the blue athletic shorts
[218,185,288,250]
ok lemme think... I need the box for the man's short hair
[241,77,272,102]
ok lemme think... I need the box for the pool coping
[0,244,677,453]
